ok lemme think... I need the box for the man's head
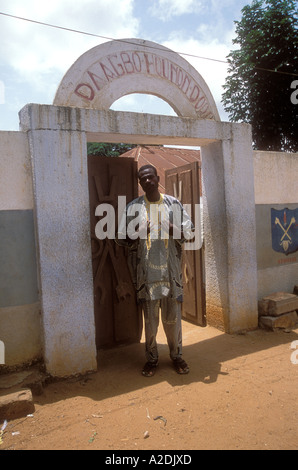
[138,165,160,199]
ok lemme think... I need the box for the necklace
[144,194,168,250]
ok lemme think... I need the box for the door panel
[165,162,205,326]
[88,155,142,349]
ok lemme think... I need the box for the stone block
[258,299,270,316]
[259,311,298,330]
[258,292,298,317]
[0,389,35,421]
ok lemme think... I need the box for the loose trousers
[142,298,182,363]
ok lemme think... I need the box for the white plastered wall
[0,131,41,366]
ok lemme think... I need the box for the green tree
[222,0,298,151]
[87,142,137,157]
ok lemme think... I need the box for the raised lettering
[199,102,211,115]
[87,71,105,91]
[71,47,215,118]
[170,63,178,85]
[132,52,142,72]
[194,95,207,110]
[144,53,155,74]
[74,83,95,101]
[120,52,135,73]
[155,56,163,78]
[100,62,118,81]
[160,58,168,80]
[107,54,125,77]
[176,68,184,88]
[189,85,200,102]
[181,75,191,95]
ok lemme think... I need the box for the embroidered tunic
[117,194,193,303]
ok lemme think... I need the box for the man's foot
[142,361,158,377]
[173,358,190,375]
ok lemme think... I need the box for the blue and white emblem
[271,208,298,255]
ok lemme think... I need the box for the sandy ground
[1,322,298,451]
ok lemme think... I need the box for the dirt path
[1,323,298,451]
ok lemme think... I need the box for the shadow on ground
[35,322,298,406]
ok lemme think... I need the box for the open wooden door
[88,155,142,349]
[165,162,206,326]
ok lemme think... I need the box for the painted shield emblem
[271,208,298,256]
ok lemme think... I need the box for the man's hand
[138,220,151,239]
[161,219,180,237]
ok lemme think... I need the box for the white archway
[54,39,220,121]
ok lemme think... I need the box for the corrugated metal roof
[121,145,201,194]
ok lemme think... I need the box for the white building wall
[0,131,41,366]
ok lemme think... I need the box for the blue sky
[0,0,250,130]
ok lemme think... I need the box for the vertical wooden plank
[165,162,205,326]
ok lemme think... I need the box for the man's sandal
[173,358,190,375]
[142,361,158,377]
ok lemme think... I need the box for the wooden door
[88,155,142,349]
[165,162,206,326]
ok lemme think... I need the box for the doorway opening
[87,139,205,351]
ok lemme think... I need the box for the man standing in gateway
[117,164,194,377]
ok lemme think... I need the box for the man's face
[138,168,159,195]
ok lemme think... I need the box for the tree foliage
[222,0,298,151]
[87,142,137,157]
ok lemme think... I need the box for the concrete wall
[0,131,42,367]
[254,150,298,299]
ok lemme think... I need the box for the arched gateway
[19,39,258,377]
[54,39,220,121]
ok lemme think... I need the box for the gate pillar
[201,123,258,332]
[20,105,97,377]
